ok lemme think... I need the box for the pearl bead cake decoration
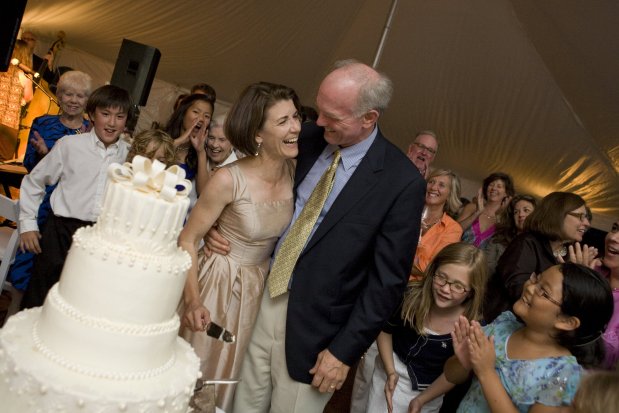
[0,156,200,412]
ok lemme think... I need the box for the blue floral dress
[457,311,582,412]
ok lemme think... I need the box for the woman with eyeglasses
[366,243,487,413]
[484,191,598,322]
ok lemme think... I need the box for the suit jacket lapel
[294,126,327,192]
[301,132,386,253]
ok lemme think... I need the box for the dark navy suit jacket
[284,122,426,383]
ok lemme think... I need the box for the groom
[228,60,425,412]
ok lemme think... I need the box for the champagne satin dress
[180,161,294,412]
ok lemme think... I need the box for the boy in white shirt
[19,85,132,308]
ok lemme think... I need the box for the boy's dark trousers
[20,214,93,309]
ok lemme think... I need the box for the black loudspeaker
[0,0,27,71]
[110,39,161,106]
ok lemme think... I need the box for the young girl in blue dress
[367,243,487,412]
[447,262,613,412]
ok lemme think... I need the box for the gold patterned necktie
[268,150,341,297]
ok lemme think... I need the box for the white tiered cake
[0,157,201,412]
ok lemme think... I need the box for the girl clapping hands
[446,263,613,412]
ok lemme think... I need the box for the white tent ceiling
[21,0,619,228]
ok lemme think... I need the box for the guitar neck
[38,37,65,75]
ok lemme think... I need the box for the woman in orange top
[412,169,463,277]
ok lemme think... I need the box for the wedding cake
[0,157,201,412]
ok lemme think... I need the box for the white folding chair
[0,194,22,324]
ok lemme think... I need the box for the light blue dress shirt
[271,126,378,278]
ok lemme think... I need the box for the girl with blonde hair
[127,129,175,166]
[367,243,487,412]
[572,371,619,413]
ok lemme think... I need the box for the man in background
[407,130,438,178]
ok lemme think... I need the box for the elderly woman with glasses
[484,191,597,322]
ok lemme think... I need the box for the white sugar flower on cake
[0,155,200,413]
[109,155,192,201]
[96,156,192,255]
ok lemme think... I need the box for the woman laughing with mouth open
[411,169,464,277]
[459,172,515,250]
[177,82,301,411]
[205,113,238,179]
[165,93,215,196]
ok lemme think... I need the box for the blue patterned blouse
[23,114,90,171]
[457,311,582,412]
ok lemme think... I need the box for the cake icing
[0,156,201,412]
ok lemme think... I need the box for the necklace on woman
[61,115,85,134]
[553,245,567,258]
[421,215,441,231]
[175,143,191,154]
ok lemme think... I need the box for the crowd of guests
[3,35,618,413]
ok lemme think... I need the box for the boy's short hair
[86,85,133,120]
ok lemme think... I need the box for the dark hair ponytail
[555,263,613,368]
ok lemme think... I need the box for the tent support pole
[372,0,400,68]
